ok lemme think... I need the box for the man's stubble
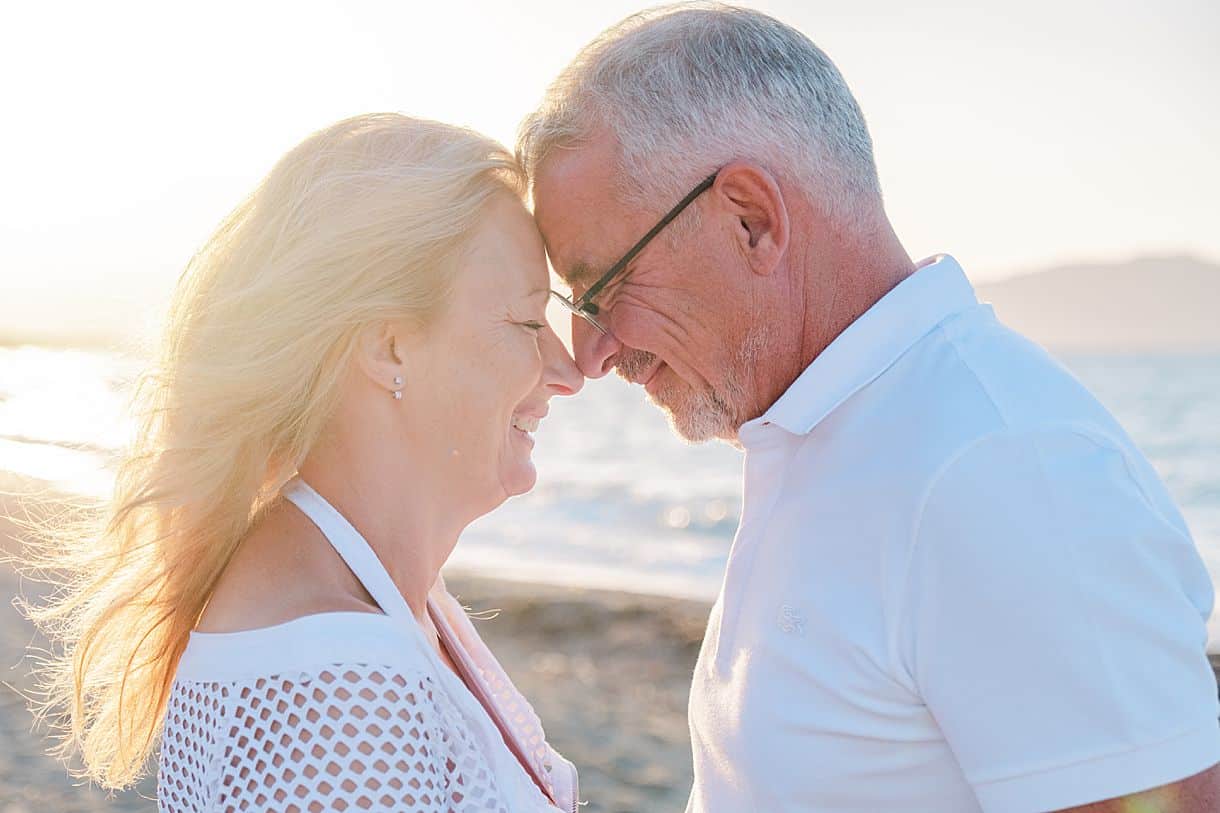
[617,321,771,443]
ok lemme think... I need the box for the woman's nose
[572,314,621,379]
[541,327,585,396]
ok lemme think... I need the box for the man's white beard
[655,382,736,443]
[628,323,768,444]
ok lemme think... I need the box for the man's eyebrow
[563,260,598,288]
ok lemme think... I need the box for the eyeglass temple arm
[574,172,718,309]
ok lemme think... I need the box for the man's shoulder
[791,309,1151,527]
[873,307,1129,456]
[932,307,1119,428]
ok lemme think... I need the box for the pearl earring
[392,375,404,400]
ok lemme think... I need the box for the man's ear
[713,162,789,276]
[354,320,408,395]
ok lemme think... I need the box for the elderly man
[518,3,1220,812]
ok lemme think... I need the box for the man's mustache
[615,349,658,383]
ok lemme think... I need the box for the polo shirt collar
[743,254,978,438]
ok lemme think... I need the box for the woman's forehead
[455,208,548,297]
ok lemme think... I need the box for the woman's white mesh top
[157,477,578,812]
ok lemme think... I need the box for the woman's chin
[498,426,539,497]
[501,460,538,498]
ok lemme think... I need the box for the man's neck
[748,211,915,426]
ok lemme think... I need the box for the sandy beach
[0,475,705,813]
[3,474,1219,813]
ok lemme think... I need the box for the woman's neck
[296,449,468,625]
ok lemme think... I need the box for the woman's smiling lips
[511,414,542,432]
[510,408,547,447]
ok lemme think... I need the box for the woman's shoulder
[194,496,382,635]
[162,622,473,813]
[175,610,425,683]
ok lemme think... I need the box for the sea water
[2,344,1218,646]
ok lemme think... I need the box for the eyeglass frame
[550,171,719,335]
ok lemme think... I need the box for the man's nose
[572,315,621,378]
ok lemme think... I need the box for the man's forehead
[534,145,617,227]
[533,142,625,286]
[535,133,619,196]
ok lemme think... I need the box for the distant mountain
[976,255,1220,352]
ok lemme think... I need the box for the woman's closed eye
[519,320,546,332]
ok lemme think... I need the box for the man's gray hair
[517,2,883,226]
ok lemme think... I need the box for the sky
[1,0,1217,348]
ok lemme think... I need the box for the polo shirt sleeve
[899,426,1220,813]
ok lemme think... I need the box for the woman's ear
[713,162,789,276]
[354,321,408,396]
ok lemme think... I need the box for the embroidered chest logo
[777,604,806,636]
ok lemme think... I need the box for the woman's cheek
[513,330,543,382]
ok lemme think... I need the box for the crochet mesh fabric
[158,664,508,813]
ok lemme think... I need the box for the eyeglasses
[550,171,719,335]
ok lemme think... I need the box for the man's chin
[648,381,735,444]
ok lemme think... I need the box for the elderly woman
[27,114,583,811]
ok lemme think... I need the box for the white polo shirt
[686,255,1220,813]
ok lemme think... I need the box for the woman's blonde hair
[18,113,525,787]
